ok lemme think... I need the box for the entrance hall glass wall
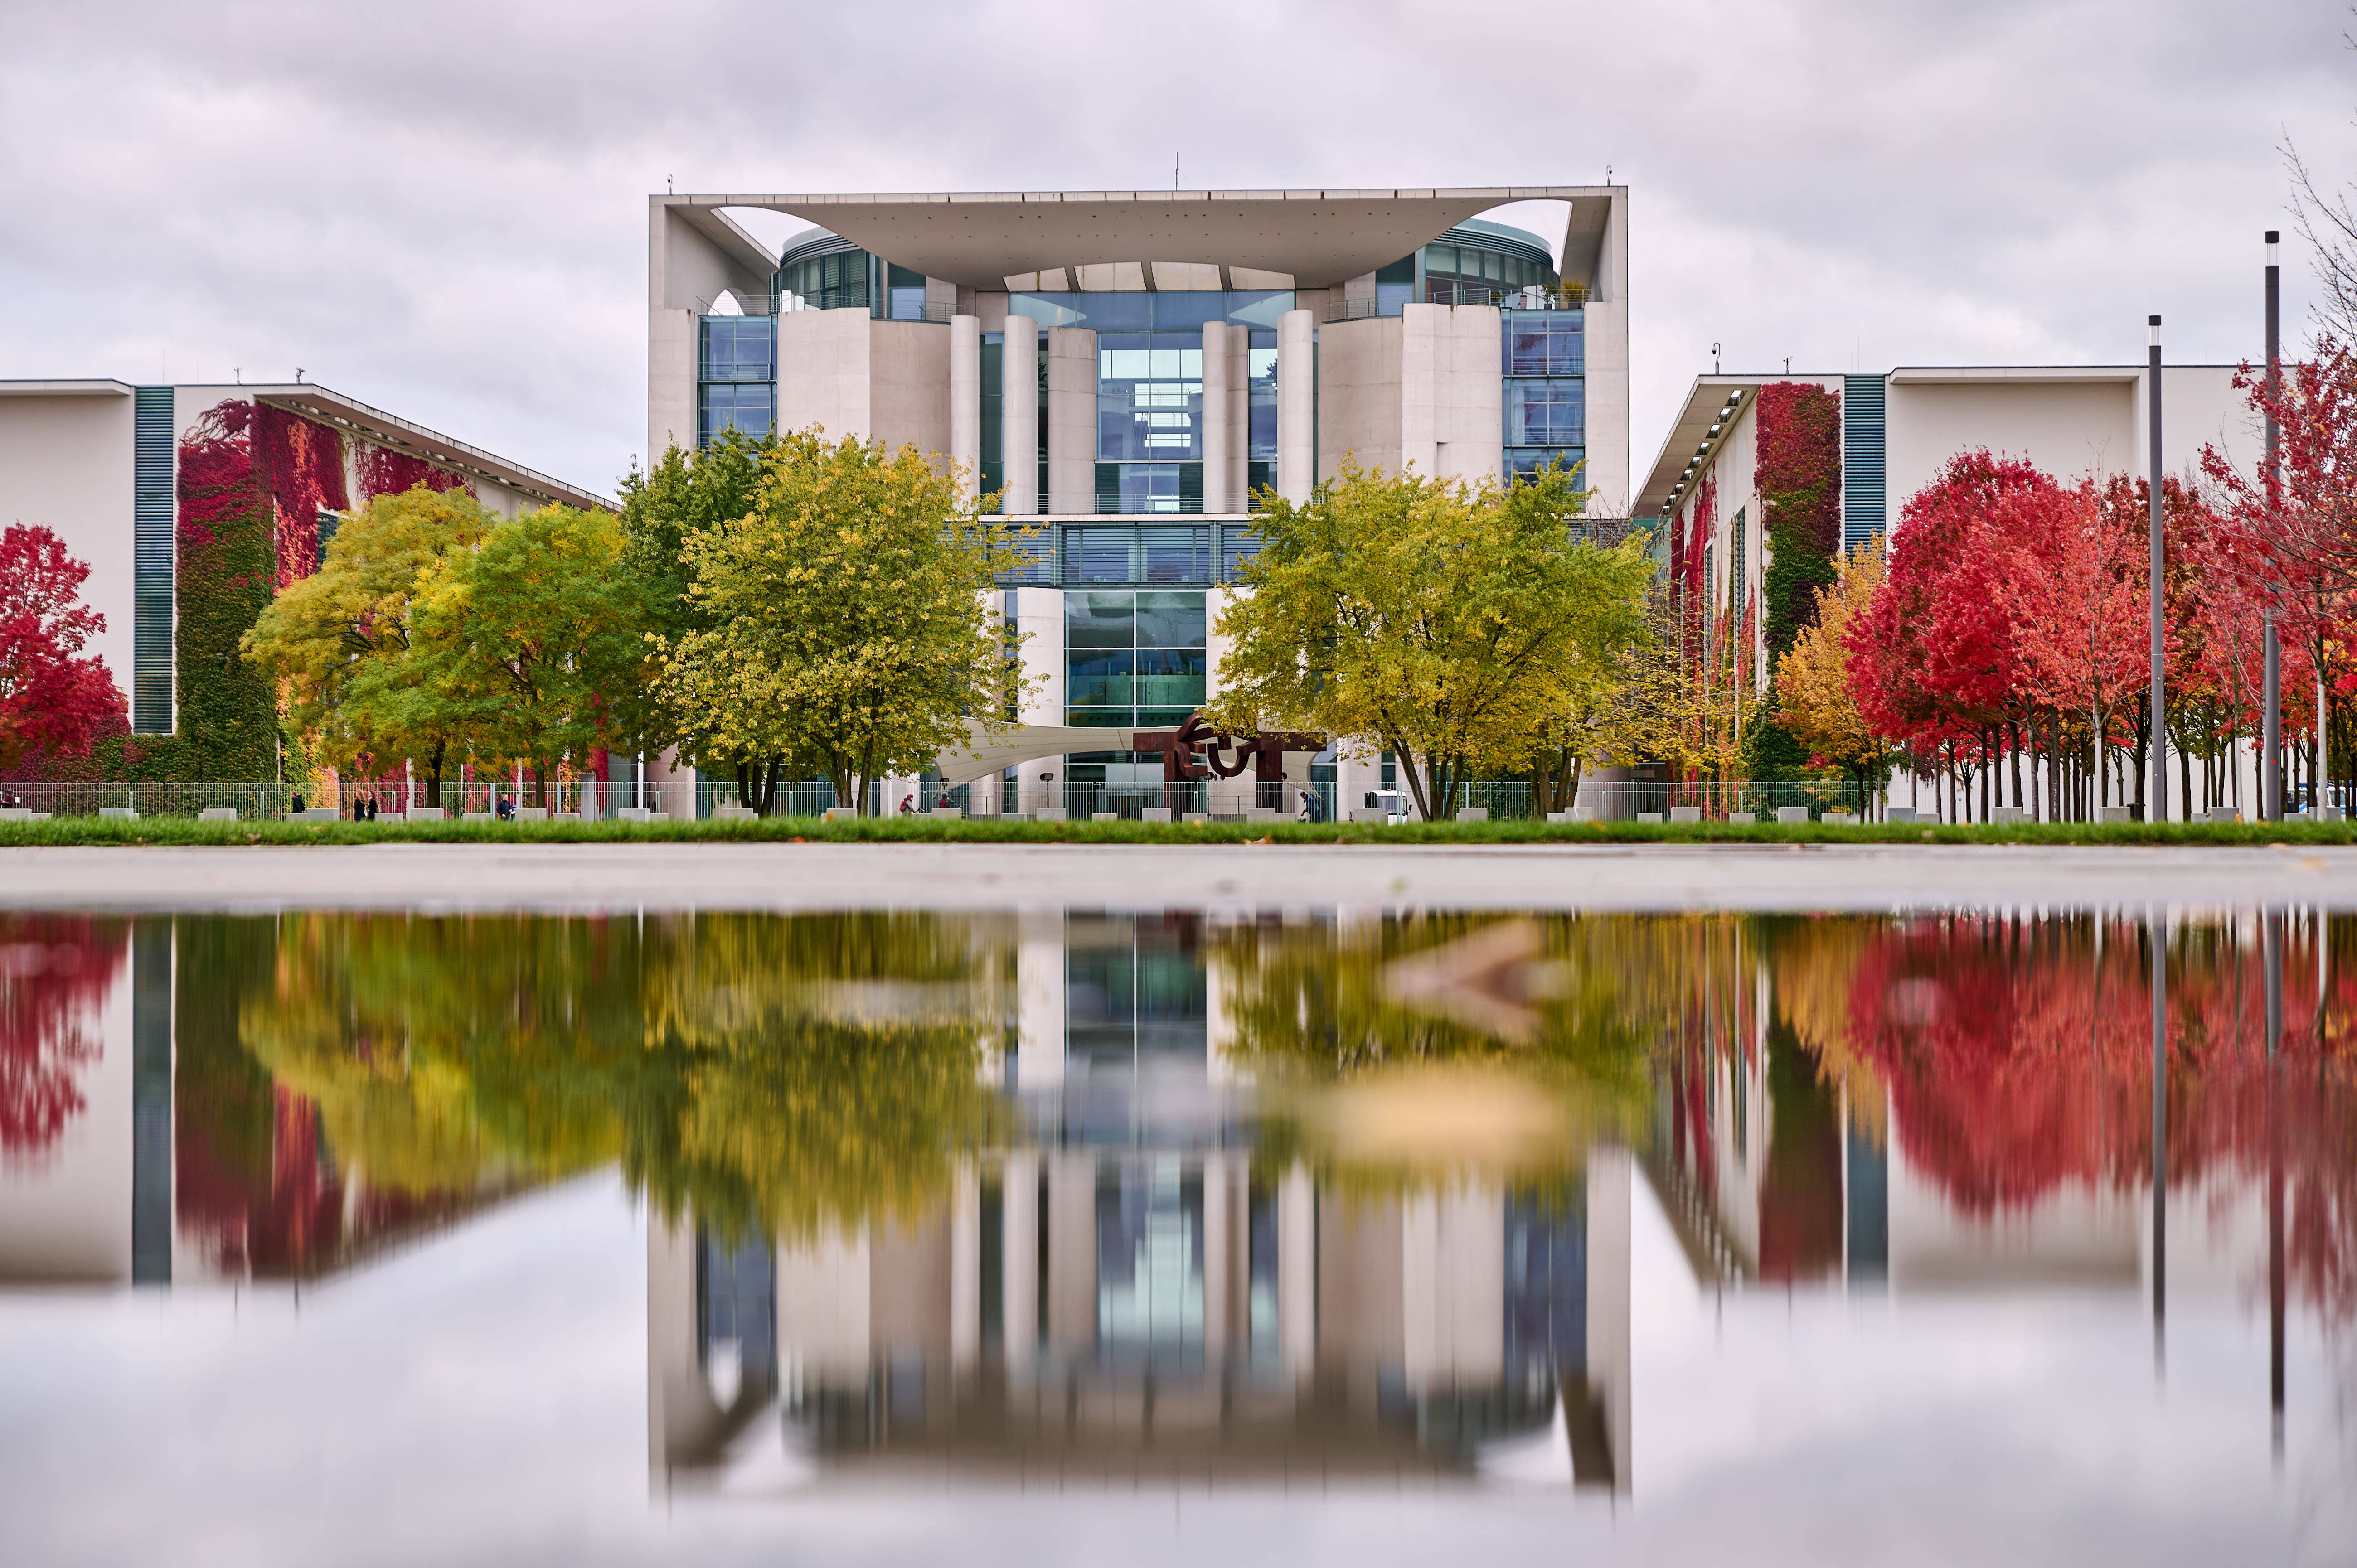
[1010,291,1290,515]
[1064,590,1207,810]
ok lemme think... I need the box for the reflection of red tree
[173,1077,485,1280]
[1842,916,2357,1313]
[0,915,127,1157]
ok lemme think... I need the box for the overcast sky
[0,0,2348,499]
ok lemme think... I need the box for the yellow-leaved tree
[1208,457,1652,821]
[1774,537,1892,815]
[651,428,1031,815]
[240,486,498,807]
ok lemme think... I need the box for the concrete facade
[0,387,137,700]
[1045,326,1097,515]
[0,380,603,743]
[1400,303,1506,484]
[647,186,1634,814]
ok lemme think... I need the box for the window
[1066,590,1208,730]
[1249,333,1277,463]
[698,382,774,447]
[1505,381,1585,448]
[1098,335,1204,463]
[887,262,928,322]
[700,316,774,382]
[1504,315,1583,377]
[776,246,870,311]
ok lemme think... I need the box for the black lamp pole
[2264,232,2284,819]
[2149,315,2168,823]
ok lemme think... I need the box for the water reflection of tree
[228,912,1007,1245]
[0,913,126,1159]
[1770,913,2357,1315]
[1206,914,1660,1184]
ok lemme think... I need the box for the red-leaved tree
[0,524,128,777]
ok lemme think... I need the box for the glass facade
[1500,310,1584,485]
[1003,292,1290,515]
[1065,590,1208,731]
[776,245,871,312]
[697,316,776,448]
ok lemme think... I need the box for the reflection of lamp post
[2150,907,2168,1379]
[2265,908,2285,1462]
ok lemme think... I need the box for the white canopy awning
[934,720,1145,785]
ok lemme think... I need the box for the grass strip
[3,817,2355,849]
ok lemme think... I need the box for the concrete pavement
[0,840,2345,913]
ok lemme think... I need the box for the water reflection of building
[1652,962,2277,1299]
[0,916,524,1290]
[650,911,1634,1491]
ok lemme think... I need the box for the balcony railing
[1326,284,1589,321]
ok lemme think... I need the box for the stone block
[1885,807,1917,823]
[1669,806,1701,823]
[1034,807,1068,822]
[1571,807,1600,823]
[1092,812,1119,822]
[100,807,137,820]
[198,808,238,822]
[1140,807,1173,823]
[1455,807,1489,823]
[1636,811,1664,823]
[1350,808,1389,824]
[822,808,859,821]
[1776,806,1812,824]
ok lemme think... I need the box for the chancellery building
[645,186,1631,815]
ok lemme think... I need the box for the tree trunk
[423,738,446,810]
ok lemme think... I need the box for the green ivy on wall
[1749,382,1843,778]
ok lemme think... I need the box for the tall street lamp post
[2149,315,2168,823]
[2264,232,2284,820]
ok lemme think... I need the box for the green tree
[619,432,791,802]
[407,504,655,807]
[651,429,1028,816]
[1208,457,1651,820]
[240,486,499,806]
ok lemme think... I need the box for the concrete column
[1277,1164,1316,1383]
[1002,314,1039,515]
[950,313,981,505]
[1047,327,1098,515]
[1201,321,1232,514]
[1201,1154,1229,1362]
[1016,909,1067,1091]
[1277,308,1314,503]
[1046,1152,1097,1358]
[1586,1145,1634,1494]
[951,1159,980,1380]
[1002,1152,1040,1380]
[1230,327,1249,509]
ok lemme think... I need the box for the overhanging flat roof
[0,379,611,509]
[1634,364,2235,518]
[255,384,614,511]
[660,187,1617,290]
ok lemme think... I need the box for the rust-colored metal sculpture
[1132,712,1326,784]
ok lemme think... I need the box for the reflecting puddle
[2,909,2353,1563]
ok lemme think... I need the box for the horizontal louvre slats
[1841,374,1886,555]
[132,387,174,733]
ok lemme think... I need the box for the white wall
[1401,303,1504,484]
[775,308,873,442]
[1316,315,1403,479]
[0,926,134,1284]
[0,391,136,702]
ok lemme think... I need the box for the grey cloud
[0,0,2345,494]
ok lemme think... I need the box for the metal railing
[1323,284,1588,322]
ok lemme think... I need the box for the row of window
[1001,524,1263,585]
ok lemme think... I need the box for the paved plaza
[2,840,2349,912]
